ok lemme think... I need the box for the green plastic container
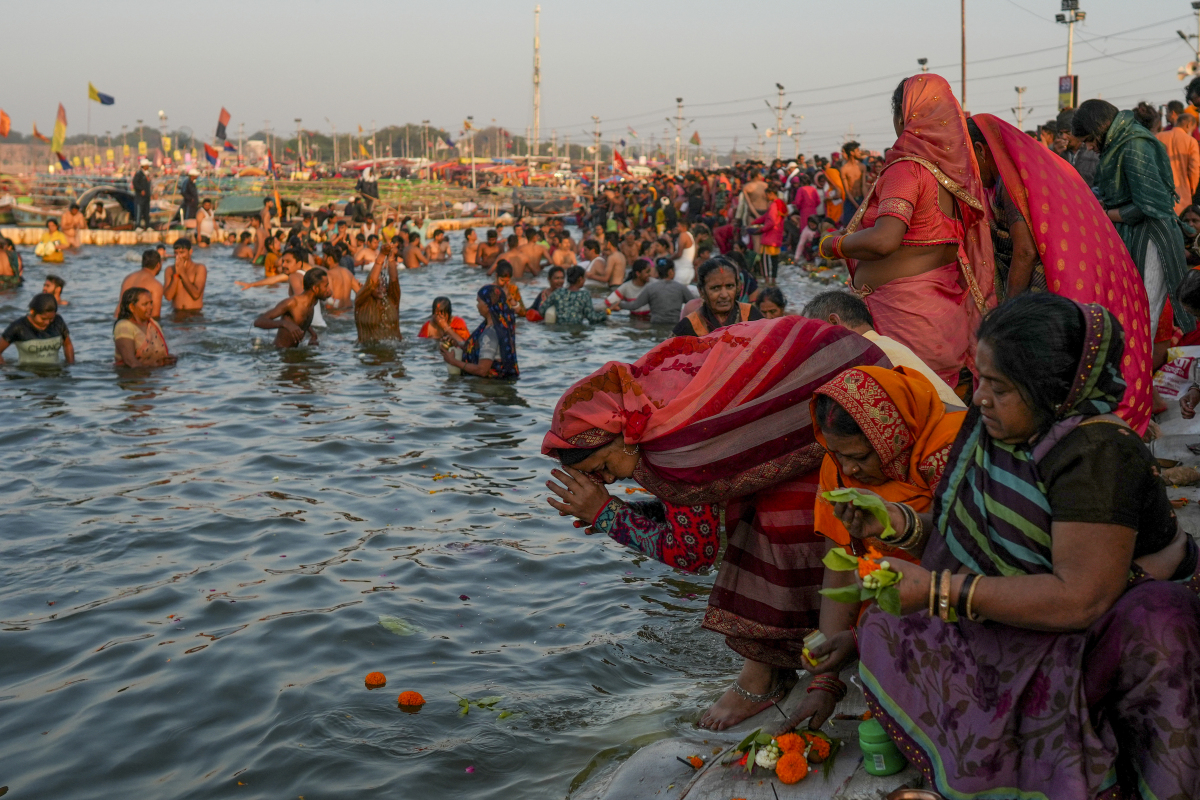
[859,718,907,776]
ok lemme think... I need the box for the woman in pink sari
[820,74,995,390]
[542,316,889,729]
[968,113,1153,432]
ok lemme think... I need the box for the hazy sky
[3,0,1196,157]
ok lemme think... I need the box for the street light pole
[1055,1,1085,109]
[592,116,601,196]
[674,98,683,176]
[765,83,791,162]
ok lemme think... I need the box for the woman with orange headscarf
[778,365,966,731]
[967,113,1154,433]
[819,75,996,390]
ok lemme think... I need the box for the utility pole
[764,83,792,162]
[551,129,557,161]
[467,116,477,190]
[532,4,541,161]
[238,122,244,167]
[1055,1,1085,110]
[264,119,271,164]
[961,0,967,110]
[591,116,601,196]
[790,114,806,159]
[673,98,683,176]
[295,118,302,167]
[422,119,430,179]
[326,118,337,166]
[371,121,377,161]
[1012,86,1032,129]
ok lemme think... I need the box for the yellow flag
[84,156,93,169]
[162,136,171,152]
[137,141,147,156]
[359,142,369,157]
[173,150,182,162]
[123,144,130,158]
[106,148,114,163]
[71,156,81,168]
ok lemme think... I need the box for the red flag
[32,122,49,143]
[203,142,219,166]
[0,110,9,138]
[216,107,230,140]
[613,150,631,175]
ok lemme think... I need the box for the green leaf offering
[821,488,896,539]
[379,615,424,636]
[818,547,907,617]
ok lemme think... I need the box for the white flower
[755,747,780,769]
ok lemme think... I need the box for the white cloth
[674,235,696,287]
[296,269,327,328]
[1144,239,1167,339]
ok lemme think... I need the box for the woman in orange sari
[780,365,966,730]
[968,113,1154,433]
[819,74,995,389]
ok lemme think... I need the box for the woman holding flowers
[848,294,1200,799]
[781,365,967,732]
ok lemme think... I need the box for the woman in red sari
[819,74,995,389]
[967,113,1153,433]
[542,316,889,730]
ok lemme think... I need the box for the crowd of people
[543,73,1200,799]
[4,69,1200,798]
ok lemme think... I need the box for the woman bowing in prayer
[854,294,1200,800]
[543,316,889,730]
[819,74,995,390]
[440,284,519,379]
[967,113,1153,433]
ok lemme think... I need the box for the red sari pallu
[972,113,1153,433]
[543,316,890,667]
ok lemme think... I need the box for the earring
[623,444,639,457]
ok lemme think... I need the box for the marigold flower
[774,732,804,754]
[686,755,703,768]
[857,545,885,578]
[364,671,386,689]
[397,690,425,706]
[774,751,809,784]
[803,733,832,761]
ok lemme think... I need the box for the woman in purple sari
[850,294,1200,799]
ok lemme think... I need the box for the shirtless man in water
[254,267,330,348]
[551,233,577,268]
[478,229,503,269]
[403,235,429,269]
[162,238,208,312]
[462,228,480,266]
[425,229,450,262]
[491,233,549,279]
[116,250,165,318]
[323,254,361,312]
[61,204,86,248]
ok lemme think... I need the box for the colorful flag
[204,142,220,166]
[223,140,237,153]
[441,131,455,147]
[690,131,701,146]
[613,150,631,175]
[51,104,67,153]
[32,122,49,143]
[215,107,230,140]
[628,126,638,137]
[106,148,114,163]
[0,110,9,138]
[162,136,171,153]
[266,151,276,174]
[137,140,147,156]
[88,82,115,105]
[359,142,369,158]
[55,152,72,170]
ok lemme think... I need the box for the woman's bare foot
[698,658,787,731]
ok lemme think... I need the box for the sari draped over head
[972,113,1152,434]
[811,366,966,552]
[843,75,995,384]
[464,284,519,379]
[1096,110,1194,331]
[544,317,891,667]
[542,316,888,506]
[858,302,1200,800]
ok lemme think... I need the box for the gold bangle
[966,575,984,621]
[939,570,952,622]
[928,571,938,617]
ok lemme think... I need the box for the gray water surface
[0,232,823,799]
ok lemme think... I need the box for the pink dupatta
[973,113,1152,433]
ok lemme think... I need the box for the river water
[0,231,823,799]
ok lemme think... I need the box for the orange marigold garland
[397,690,426,707]
[802,732,832,762]
[775,751,809,784]
[774,732,804,754]
[364,671,387,689]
